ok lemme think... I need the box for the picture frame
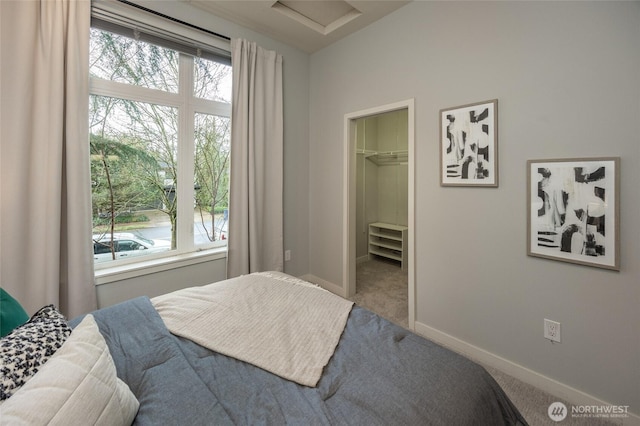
[527,157,620,270]
[440,99,498,187]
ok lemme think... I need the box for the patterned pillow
[0,305,71,400]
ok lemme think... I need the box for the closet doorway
[343,99,415,330]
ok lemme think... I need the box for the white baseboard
[414,321,640,425]
[299,274,347,298]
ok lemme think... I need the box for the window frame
[89,2,232,280]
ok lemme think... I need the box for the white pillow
[0,314,139,425]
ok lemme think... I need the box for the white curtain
[0,0,97,317]
[227,39,284,278]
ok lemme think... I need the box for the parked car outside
[93,232,171,263]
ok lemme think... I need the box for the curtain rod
[117,0,231,42]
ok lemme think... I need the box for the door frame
[343,98,415,330]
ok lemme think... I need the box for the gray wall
[308,1,639,413]
[97,257,227,307]
[95,0,311,306]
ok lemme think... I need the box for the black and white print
[440,99,498,187]
[527,158,620,270]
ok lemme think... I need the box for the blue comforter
[86,296,526,425]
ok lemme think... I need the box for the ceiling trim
[270,1,362,36]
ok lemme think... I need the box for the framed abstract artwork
[440,99,498,187]
[527,157,620,270]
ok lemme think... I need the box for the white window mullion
[90,77,183,107]
[176,54,195,253]
[191,97,232,116]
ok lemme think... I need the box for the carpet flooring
[351,258,408,328]
[350,259,623,426]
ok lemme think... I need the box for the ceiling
[186,0,411,53]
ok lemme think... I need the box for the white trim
[414,321,640,424]
[343,99,415,330]
[342,116,356,298]
[177,54,195,254]
[90,78,231,117]
[270,2,361,36]
[95,248,227,285]
[90,78,181,107]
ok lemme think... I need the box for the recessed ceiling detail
[271,1,362,35]
[187,0,411,53]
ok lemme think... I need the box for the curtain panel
[0,0,97,317]
[227,39,284,277]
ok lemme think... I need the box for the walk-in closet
[351,109,409,328]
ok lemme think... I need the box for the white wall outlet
[544,319,561,343]
[284,250,291,261]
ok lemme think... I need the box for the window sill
[95,248,227,286]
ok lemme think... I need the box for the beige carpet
[484,365,623,426]
[350,259,623,426]
[351,258,408,328]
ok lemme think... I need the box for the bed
[0,272,527,425]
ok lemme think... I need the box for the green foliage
[90,133,161,226]
[93,213,149,226]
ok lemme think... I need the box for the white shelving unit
[368,222,408,270]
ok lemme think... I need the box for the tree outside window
[89,26,231,264]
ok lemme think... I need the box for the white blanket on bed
[151,272,354,387]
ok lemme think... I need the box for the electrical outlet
[544,319,561,343]
[284,250,291,261]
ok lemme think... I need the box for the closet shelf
[357,149,408,166]
[368,222,408,270]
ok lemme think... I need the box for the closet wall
[355,109,408,261]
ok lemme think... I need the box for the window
[89,13,231,268]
